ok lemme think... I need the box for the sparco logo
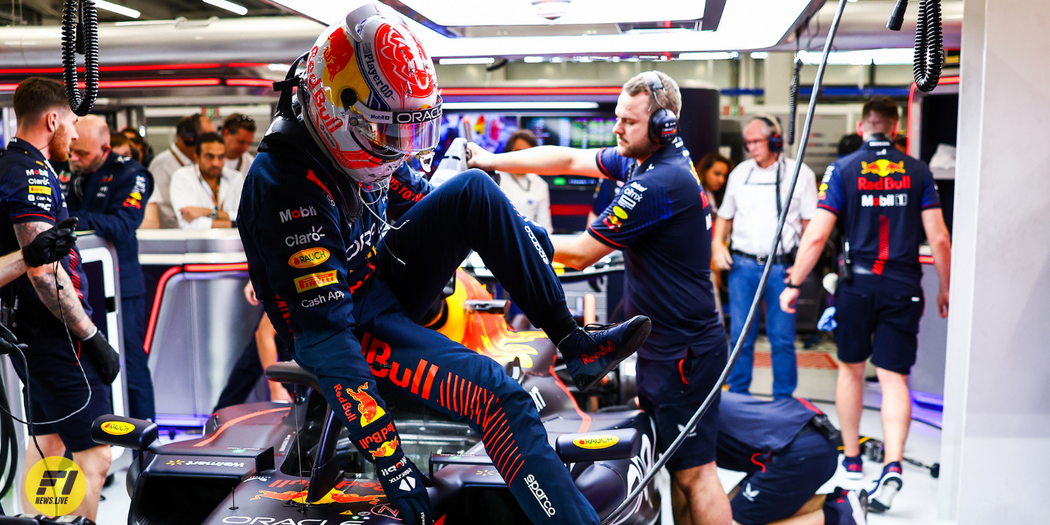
[525,474,556,516]
[279,206,317,223]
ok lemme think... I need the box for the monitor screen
[521,116,617,149]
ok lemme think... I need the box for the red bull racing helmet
[299,4,441,184]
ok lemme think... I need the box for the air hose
[61,0,99,116]
[600,0,851,522]
[888,0,943,93]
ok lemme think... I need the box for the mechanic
[222,113,257,179]
[0,77,121,521]
[469,71,732,525]
[0,220,76,518]
[780,96,952,513]
[715,392,867,525]
[238,6,649,525]
[66,115,156,422]
[143,113,215,228]
[713,116,817,400]
[169,132,243,229]
[213,281,292,411]
[496,129,552,232]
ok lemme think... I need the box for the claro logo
[525,474,556,516]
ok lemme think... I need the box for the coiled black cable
[61,0,99,116]
[912,0,943,92]
[888,0,943,93]
[788,59,802,146]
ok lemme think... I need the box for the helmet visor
[352,98,442,155]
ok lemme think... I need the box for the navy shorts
[834,274,924,375]
[10,324,112,453]
[636,339,727,472]
[730,428,838,525]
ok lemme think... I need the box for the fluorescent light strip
[750,51,769,60]
[797,48,914,66]
[678,52,738,61]
[438,57,496,65]
[203,0,248,16]
[523,56,545,63]
[95,0,140,18]
[443,102,599,110]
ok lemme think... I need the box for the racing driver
[238,5,650,525]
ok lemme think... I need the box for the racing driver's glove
[79,328,121,385]
[369,416,433,525]
[23,217,78,267]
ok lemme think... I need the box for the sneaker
[842,454,864,480]
[558,316,651,391]
[825,487,868,525]
[868,462,903,513]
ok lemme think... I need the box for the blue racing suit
[63,152,155,420]
[238,117,598,525]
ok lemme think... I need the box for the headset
[641,71,679,146]
[751,115,784,153]
[178,113,202,147]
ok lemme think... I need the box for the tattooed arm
[0,250,28,288]
[15,222,96,339]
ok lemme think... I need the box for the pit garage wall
[940,0,1050,522]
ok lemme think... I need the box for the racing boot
[558,315,651,391]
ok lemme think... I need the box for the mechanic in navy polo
[0,77,122,521]
[65,115,155,422]
[781,96,951,513]
[470,70,732,525]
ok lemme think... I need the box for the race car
[93,269,660,525]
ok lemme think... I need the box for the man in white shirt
[222,113,256,178]
[496,130,553,231]
[143,113,216,228]
[712,116,817,399]
[169,132,243,229]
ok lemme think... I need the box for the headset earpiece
[641,71,678,146]
[754,115,783,154]
[181,113,202,147]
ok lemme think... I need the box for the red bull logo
[369,438,400,459]
[346,383,386,427]
[252,488,381,505]
[860,159,906,178]
[323,28,355,81]
[603,215,622,232]
[375,23,436,103]
[857,176,911,191]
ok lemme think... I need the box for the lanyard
[742,158,786,255]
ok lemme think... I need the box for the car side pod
[91,415,160,452]
[555,428,641,464]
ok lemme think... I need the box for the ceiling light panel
[267,0,818,56]
[401,0,704,26]
[95,0,140,18]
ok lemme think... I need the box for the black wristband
[785,281,801,289]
